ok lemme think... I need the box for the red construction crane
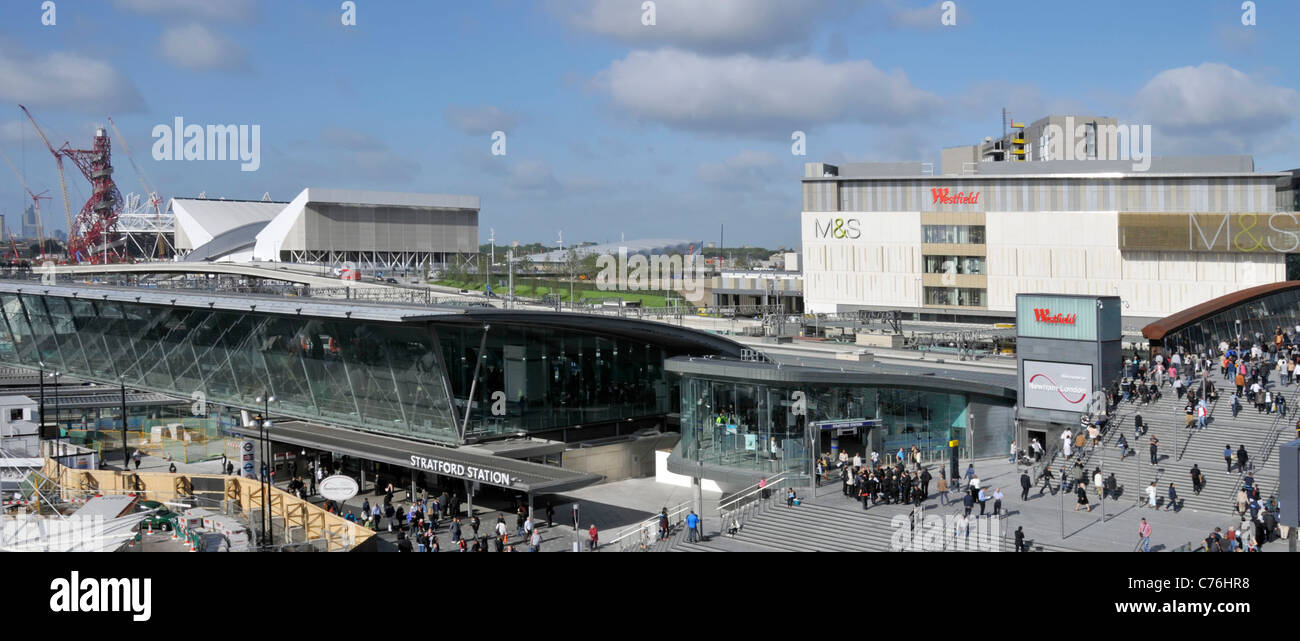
[7,231,22,262]
[0,142,50,260]
[20,105,122,264]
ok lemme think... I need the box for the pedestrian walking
[587,524,598,551]
[1166,483,1178,512]
[1014,526,1026,552]
[686,510,700,543]
[1019,471,1031,501]
[1149,436,1160,467]
[1138,518,1152,552]
[1237,445,1250,473]
[1038,467,1055,496]
[1224,444,1234,473]
[937,472,949,506]
[1074,484,1091,512]
[992,487,1003,517]
[1146,482,1158,509]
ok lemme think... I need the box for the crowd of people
[820,449,940,511]
[1200,492,1285,551]
[303,468,563,552]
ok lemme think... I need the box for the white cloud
[445,105,520,136]
[116,0,255,21]
[159,23,248,71]
[1137,63,1299,134]
[594,49,943,133]
[569,0,851,53]
[1136,63,1300,153]
[0,47,145,113]
[886,0,948,30]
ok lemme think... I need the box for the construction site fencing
[37,459,374,551]
[61,417,231,464]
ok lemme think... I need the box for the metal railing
[606,498,694,552]
[716,472,793,535]
[1228,388,1291,504]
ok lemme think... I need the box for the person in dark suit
[1020,471,1032,501]
[1014,526,1026,552]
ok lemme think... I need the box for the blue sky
[2,0,1298,248]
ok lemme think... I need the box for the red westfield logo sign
[1033,308,1076,325]
[931,188,980,205]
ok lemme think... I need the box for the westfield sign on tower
[1033,308,1076,325]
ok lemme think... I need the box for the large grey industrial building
[172,187,479,271]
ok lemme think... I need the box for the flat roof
[0,281,467,323]
[301,188,479,211]
[262,420,603,494]
[807,156,1287,181]
[666,356,1016,400]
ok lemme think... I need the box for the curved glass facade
[678,374,970,476]
[0,287,713,446]
[437,323,671,439]
[0,291,463,443]
[1159,288,1300,356]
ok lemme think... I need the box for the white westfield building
[171,187,479,271]
[801,119,1300,324]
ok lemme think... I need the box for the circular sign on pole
[319,474,359,503]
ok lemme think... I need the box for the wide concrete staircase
[677,493,1078,552]
[1082,381,1288,516]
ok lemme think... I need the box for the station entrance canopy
[266,420,602,494]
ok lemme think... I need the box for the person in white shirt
[852,453,862,468]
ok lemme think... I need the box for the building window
[8,408,21,422]
[923,255,986,275]
[924,287,987,307]
[922,225,986,245]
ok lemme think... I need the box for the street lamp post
[255,394,276,547]
[37,363,45,454]
[50,371,62,454]
[120,380,129,471]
